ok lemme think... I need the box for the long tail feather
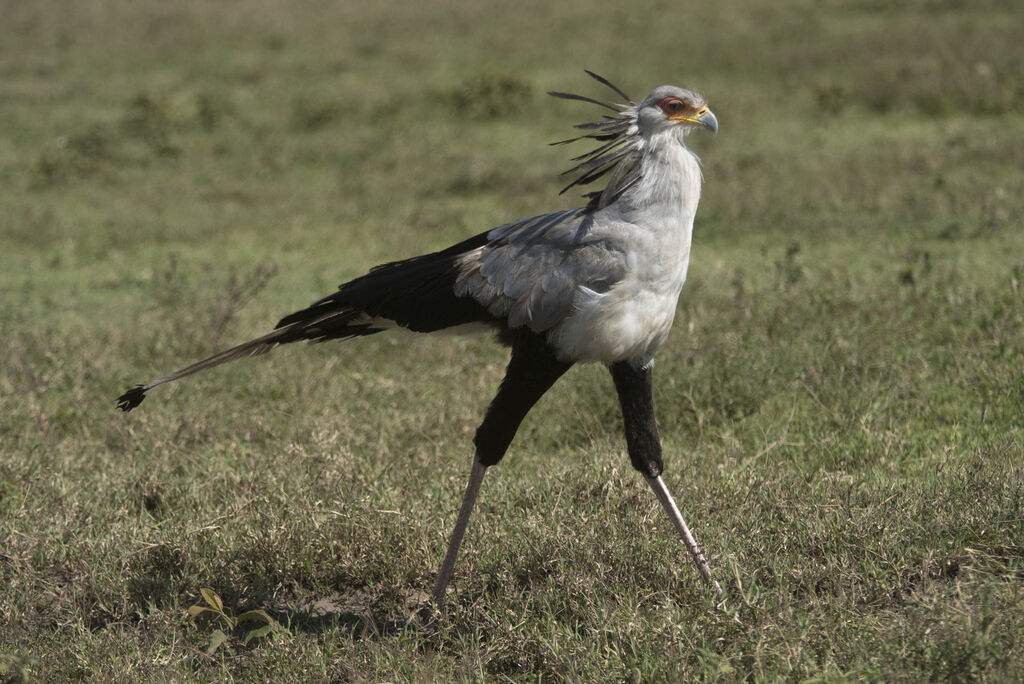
[115,327,293,411]
[117,231,498,413]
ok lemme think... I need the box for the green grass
[2,0,1024,680]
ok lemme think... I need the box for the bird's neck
[623,132,703,225]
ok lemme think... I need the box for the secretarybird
[117,71,723,603]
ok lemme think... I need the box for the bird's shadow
[123,546,449,641]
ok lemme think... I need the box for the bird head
[549,72,717,210]
[636,85,718,137]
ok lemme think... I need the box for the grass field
[2,0,1023,680]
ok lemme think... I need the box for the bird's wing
[455,208,629,332]
[273,229,497,338]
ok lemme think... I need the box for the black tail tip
[116,385,147,412]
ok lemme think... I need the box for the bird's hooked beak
[696,107,718,135]
[669,106,718,135]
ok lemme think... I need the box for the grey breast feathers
[454,209,628,332]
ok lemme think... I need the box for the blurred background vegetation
[1,0,1022,680]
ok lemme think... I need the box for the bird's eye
[657,97,688,115]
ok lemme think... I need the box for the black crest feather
[548,72,640,212]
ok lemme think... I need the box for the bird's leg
[432,331,572,608]
[609,359,722,597]
[431,457,487,606]
[647,474,723,597]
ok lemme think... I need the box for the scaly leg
[432,458,488,606]
[647,475,722,597]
